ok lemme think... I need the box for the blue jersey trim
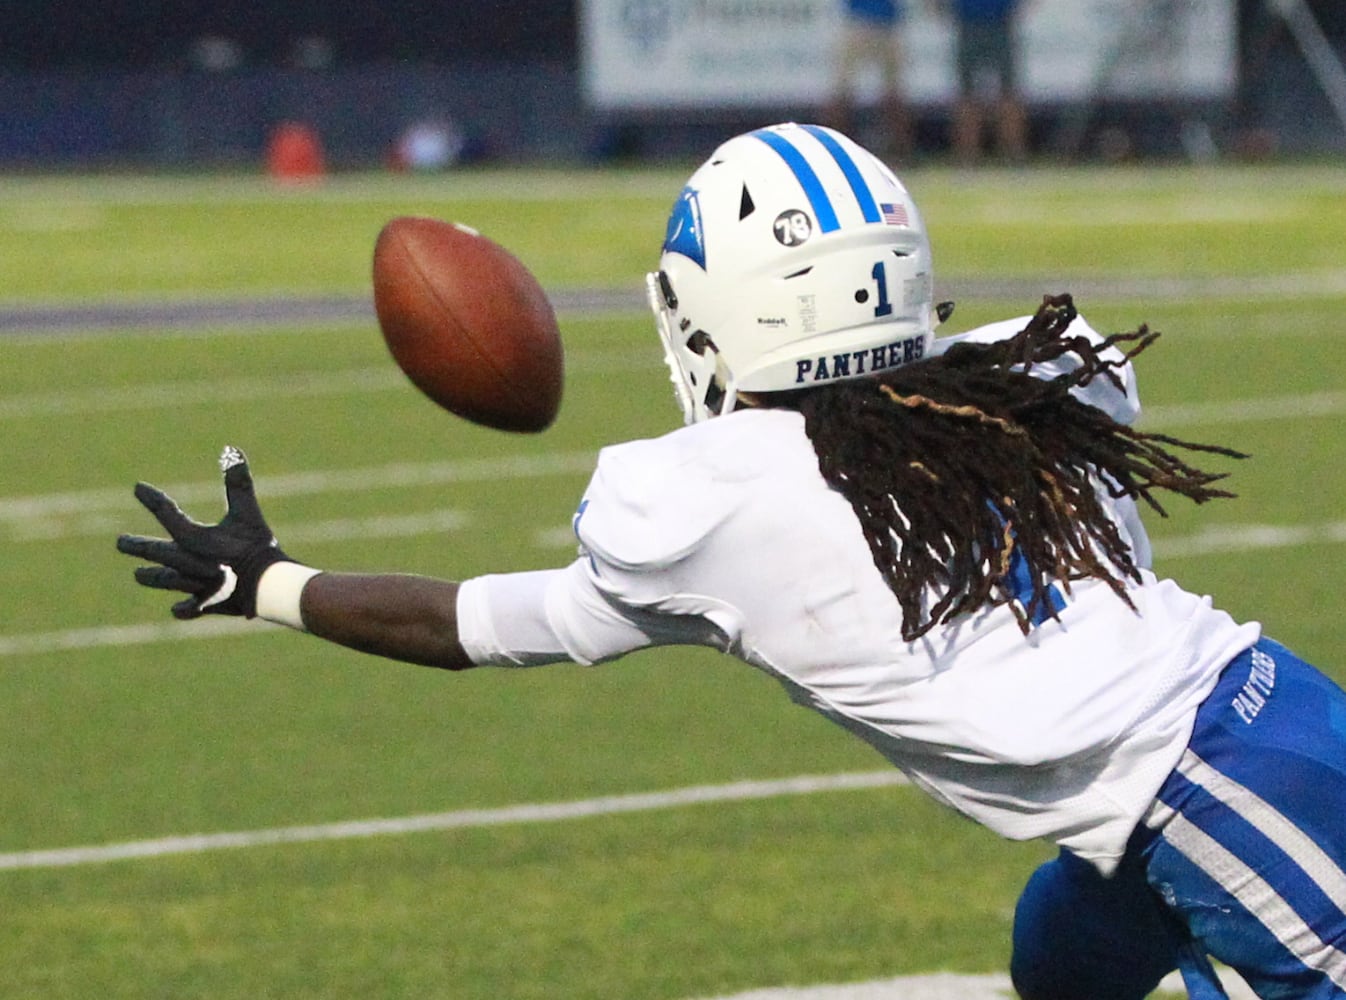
[989,500,1066,626]
[799,124,882,224]
[1158,771,1346,942]
[1006,545,1067,626]
[751,128,840,233]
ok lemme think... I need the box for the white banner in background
[580,0,1236,109]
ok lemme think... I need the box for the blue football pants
[1012,639,1346,999]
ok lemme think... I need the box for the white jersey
[457,318,1261,873]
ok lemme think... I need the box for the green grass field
[2,162,1344,999]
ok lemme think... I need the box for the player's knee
[1010,851,1174,1000]
[1009,922,1076,1000]
[1010,962,1093,1000]
[1011,946,1156,1000]
[1010,860,1078,1000]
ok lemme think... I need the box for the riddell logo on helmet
[793,336,926,383]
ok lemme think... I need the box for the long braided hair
[772,294,1247,641]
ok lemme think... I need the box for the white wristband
[255,562,323,631]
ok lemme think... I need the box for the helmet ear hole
[686,330,716,357]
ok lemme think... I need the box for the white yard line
[0,450,599,523]
[693,968,1257,1000]
[0,350,659,420]
[1143,390,1346,428]
[9,505,574,547]
[1,384,1340,531]
[0,616,262,658]
[0,368,404,419]
[3,518,1343,660]
[0,761,1257,999]
[695,975,1016,1000]
[0,771,906,871]
[1156,521,1346,559]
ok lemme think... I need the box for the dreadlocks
[780,294,1247,641]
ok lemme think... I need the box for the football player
[119,123,1346,999]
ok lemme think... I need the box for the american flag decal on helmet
[880,202,909,226]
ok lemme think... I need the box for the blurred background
[1,0,1342,172]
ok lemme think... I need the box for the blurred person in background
[943,0,1030,162]
[828,0,914,159]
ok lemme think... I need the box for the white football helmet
[648,122,935,424]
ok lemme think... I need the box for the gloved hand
[117,445,295,620]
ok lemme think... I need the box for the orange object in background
[267,122,325,181]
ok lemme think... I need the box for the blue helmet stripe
[751,128,840,233]
[800,124,882,224]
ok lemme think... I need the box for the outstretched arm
[292,571,474,671]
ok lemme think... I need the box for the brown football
[371,216,563,432]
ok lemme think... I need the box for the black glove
[117,446,295,620]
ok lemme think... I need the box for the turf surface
[2,162,1344,999]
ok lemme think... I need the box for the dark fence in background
[0,0,584,167]
[0,62,585,167]
[0,1,577,70]
[2,60,1340,169]
[0,1,1341,168]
